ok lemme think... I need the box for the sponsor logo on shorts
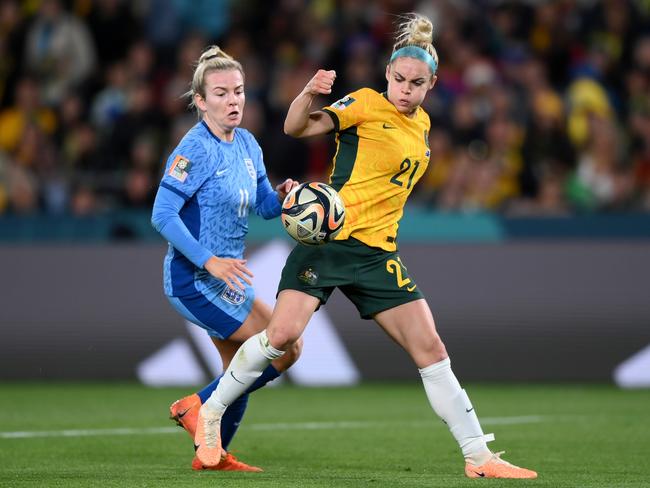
[298,267,318,286]
[220,287,246,305]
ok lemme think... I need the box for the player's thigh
[266,289,320,349]
[373,299,448,368]
[227,297,272,342]
[270,241,347,349]
[218,297,305,370]
[210,297,270,368]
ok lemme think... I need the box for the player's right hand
[204,256,254,291]
[304,69,336,96]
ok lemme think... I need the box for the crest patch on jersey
[243,158,256,180]
[297,267,318,286]
[220,287,246,305]
[331,95,356,110]
[168,155,192,182]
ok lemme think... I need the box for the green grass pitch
[0,382,648,487]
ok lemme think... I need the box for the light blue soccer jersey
[152,121,281,297]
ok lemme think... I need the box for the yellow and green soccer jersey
[322,87,431,251]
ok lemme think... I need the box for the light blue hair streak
[389,45,438,74]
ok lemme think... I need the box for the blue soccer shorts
[166,280,255,339]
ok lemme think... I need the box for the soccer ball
[281,182,345,246]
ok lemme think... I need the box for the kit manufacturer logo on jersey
[243,158,256,180]
[168,155,191,182]
[332,95,356,110]
[221,287,246,305]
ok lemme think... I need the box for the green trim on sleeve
[322,108,340,133]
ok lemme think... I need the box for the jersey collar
[201,120,238,144]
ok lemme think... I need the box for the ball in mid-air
[281,182,345,246]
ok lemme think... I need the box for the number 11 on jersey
[238,189,249,217]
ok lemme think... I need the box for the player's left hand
[276,179,299,202]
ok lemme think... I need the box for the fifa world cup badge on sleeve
[332,95,355,110]
[169,155,192,182]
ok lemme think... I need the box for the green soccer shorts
[278,237,425,319]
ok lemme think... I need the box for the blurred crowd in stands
[0,0,649,218]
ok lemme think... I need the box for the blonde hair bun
[395,13,433,47]
[198,45,235,64]
[392,13,438,71]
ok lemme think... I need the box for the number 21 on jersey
[390,158,420,189]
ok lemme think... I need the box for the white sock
[204,331,285,414]
[419,357,494,466]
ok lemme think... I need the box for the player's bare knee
[431,336,448,359]
[412,335,448,365]
[267,326,300,351]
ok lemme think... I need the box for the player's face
[385,57,436,117]
[195,69,245,138]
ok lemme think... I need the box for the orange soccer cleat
[194,405,223,468]
[465,451,538,479]
[191,452,263,472]
[169,394,200,439]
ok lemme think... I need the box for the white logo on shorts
[221,287,246,305]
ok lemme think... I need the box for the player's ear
[429,74,437,90]
[385,64,391,82]
[194,93,207,112]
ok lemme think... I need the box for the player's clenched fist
[304,69,336,95]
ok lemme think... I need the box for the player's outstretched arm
[284,69,336,138]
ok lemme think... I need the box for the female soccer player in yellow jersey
[194,13,537,479]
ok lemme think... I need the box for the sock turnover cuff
[418,357,451,378]
[258,330,285,360]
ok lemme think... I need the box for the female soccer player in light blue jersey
[151,45,301,472]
